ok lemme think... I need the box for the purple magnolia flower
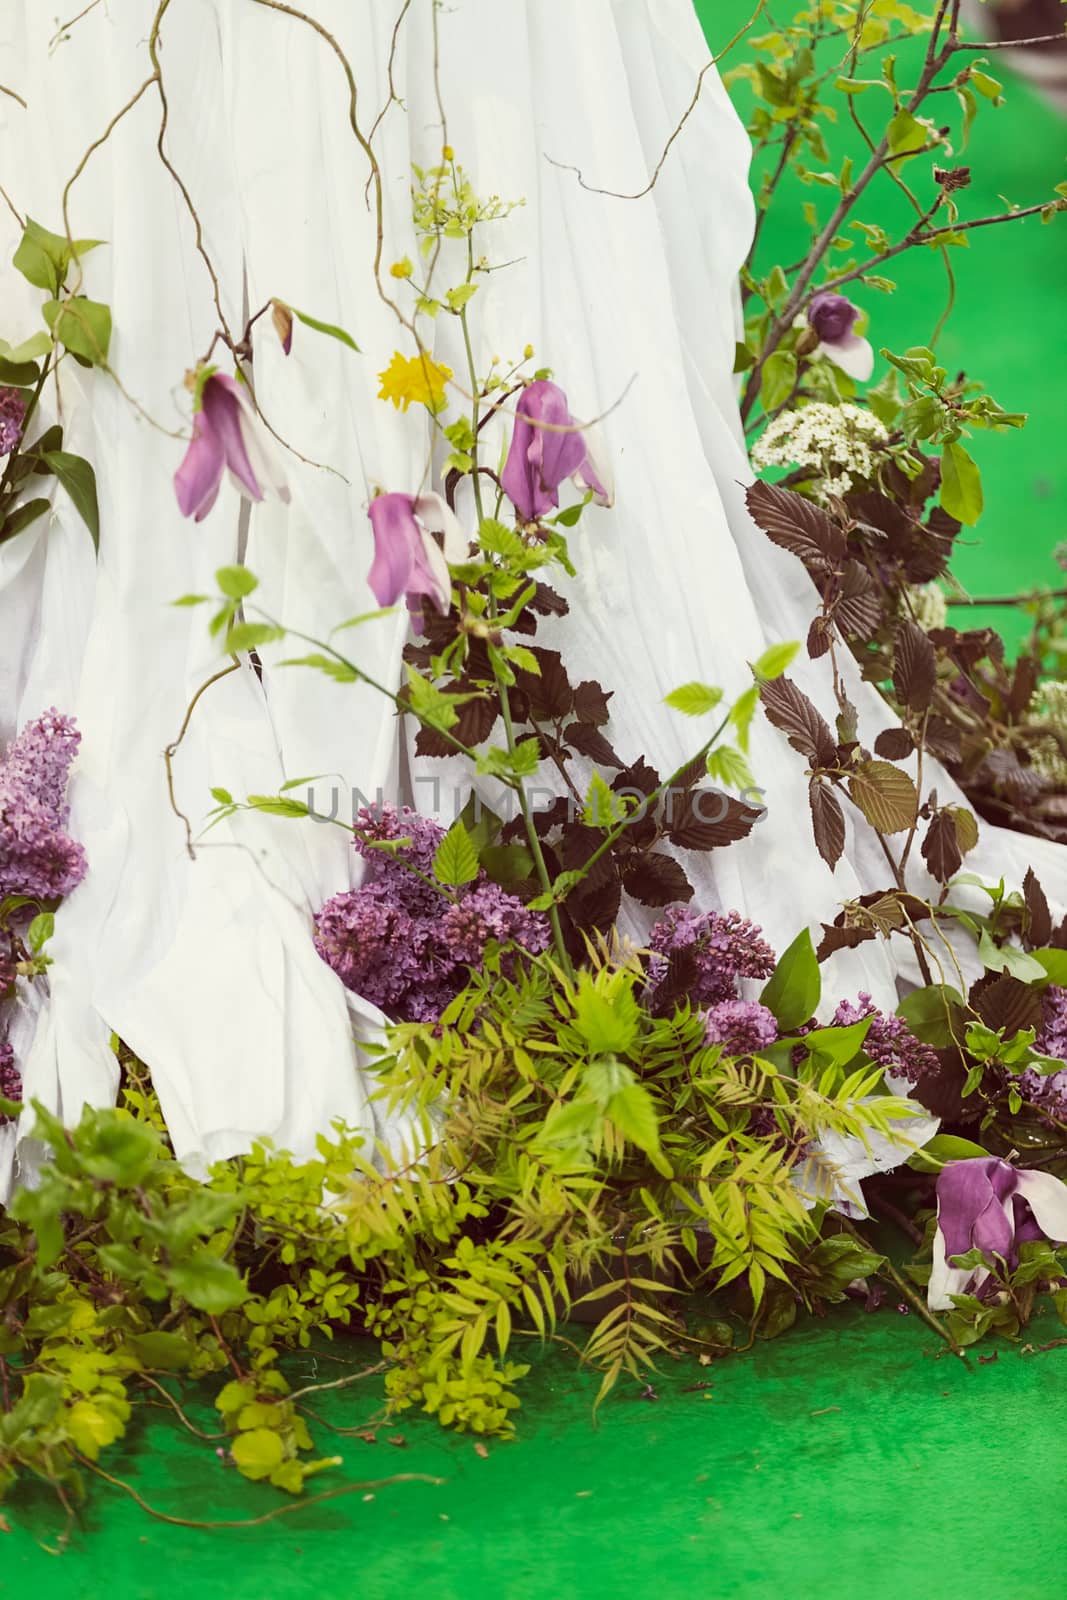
[367,492,467,620]
[928,1157,1067,1310]
[807,292,874,383]
[0,388,27,455]
[500,380,612,524]
[174,371,290,522]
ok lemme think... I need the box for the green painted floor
[699,0,1067,648]
[4,1309,1066,1599]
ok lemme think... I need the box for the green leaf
[43,296,112,365]
[760,349,797,412]
[0,357,40,385]
[225,622,284,653]
[433,820,480,887]
[231,1427,286,1480]
[291,307,360,352]
[126,1331,197,1370]
[26,911,54,954]
[216,564,259,599]
[705,745,754,791]
[895,984,966,1048]
[1,498,50,541]
[730,685,760,753]
[976,931,1047,983]
[167,1252,247,1314]
[940,440,983,526]
[760,928,820,1032]
[13,217,103,294]
[40,450,99,548]
[752,640,800,682]
[607,1082,661,1155]
[66,1398,127,1460]
[583,770,626,828]
[1031,949,1067,988]
[479,844,535,887]
[571,970,641,1054]
[663,681,724,717]
[887,108,929,163]
[583,1055,634,1109]
[970,69,1003,103]
[908,1133,991,1175]
[733,341,756,373]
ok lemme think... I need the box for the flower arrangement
[4,0,1067,1540]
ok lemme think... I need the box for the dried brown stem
[545,0,768,201]
[81,1459,445,1527]
[164,659,242,859]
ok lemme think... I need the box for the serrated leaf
[745,479,848,574]
[809,779,845,870]
[606,1082,661,1155]
[664,681,724,717]
[433,820,480,886]
[752,640,800,681]
[847,760,918,834]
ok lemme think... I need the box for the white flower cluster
[1028,679,1067,785]
[751,402,888,497]
[906,582,947,632]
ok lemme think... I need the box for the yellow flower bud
[389,257,413,280]
[523,344,535,360]
[442,144,454,162]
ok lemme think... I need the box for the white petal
[821,334,874,384]
[414,492,468,562]
[575,427,614,508]
[928,1209,983,1311]
[417,524,453,613]
[234,383,291,503]
[791,1101,939,1220]
[1015,1169,1067,1242]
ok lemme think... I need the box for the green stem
[457,231,570,971]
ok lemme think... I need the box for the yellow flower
[389,257,414,280]
[377,351,453,412]
[442,144,454,162]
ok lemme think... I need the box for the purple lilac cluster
[0,710,87,901]
[1014,986,1067,1122]
[647,905,776,1006]
[0,1039,21,1115]
[830,993,939,1085]
[314,805,549,1023]
[0,388,26,456]
[704,999,778,1055]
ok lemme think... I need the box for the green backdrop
[698,0,1067,647]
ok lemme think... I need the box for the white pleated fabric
[1,0,1063,1193]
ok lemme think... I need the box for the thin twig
[0,83,27,109]
[0,180,23,229]
[545,0,768,201]
[838,1217,967,1359]
[164,659,242,859]
[284,1362,386,1403]
[81,1459,445,1527]
[49,0,105,50]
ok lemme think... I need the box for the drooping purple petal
[174,413,225,522]
[501,379,607,522]
[936,1157,1016,1262]
[367,493,424,608]
[201,373,264,502]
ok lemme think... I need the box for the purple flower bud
[174,371,290,522]
[500,380,611,524]
[806,292,873,383]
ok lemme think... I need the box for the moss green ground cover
[3,1310,1066,1600]
[701,0,1067,648]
